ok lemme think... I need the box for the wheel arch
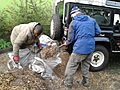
[95,37,112,55]
[90,44,110,71]
[90,37,112,71]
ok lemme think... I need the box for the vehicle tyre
[50,14,63,41]
[90,45,109,71]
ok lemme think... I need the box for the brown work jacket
[10,22,39,56]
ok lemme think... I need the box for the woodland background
[0,0,52,49]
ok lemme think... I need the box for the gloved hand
[37,43,42,49]
[13,55,20,64]
[34,42,42,49]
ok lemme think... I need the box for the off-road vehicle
[50,0,120,71]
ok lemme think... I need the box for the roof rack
[63,0,120,9]
[106,0,120,7]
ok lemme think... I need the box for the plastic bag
[7,48,36,70]
[29,54,61,79]
[7,48,62,80]
[39,34,57,47]
[44,54,61,69]
[7,55,23,70]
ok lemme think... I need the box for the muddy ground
[0,48,120,90]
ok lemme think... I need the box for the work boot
[81,76,90,87]
[77,76,90,87]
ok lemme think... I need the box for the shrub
[0,0,52,40]
[0,39,12,49]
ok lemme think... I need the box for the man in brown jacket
[10,22,43,64]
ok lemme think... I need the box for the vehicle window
[114,14,120,25]
[113,13,120,33]
[70,4,111,25]
[92,10,110,25]
[81,7,111,25]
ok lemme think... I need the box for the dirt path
[0,52,120,90]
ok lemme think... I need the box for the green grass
[0,0,13,10]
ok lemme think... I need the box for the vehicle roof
[55,0,120,9]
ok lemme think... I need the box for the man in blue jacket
[63,6,101,89]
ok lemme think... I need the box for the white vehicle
[50,0,120,71]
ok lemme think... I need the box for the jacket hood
[73,15,89,21]
[28,22,39,32]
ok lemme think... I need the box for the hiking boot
[77,76,90,87]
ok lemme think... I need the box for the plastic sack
[44,54,61,69]
[7,56,23,70]
[39,34,57,47]
[7,48,37,70]
[7,48,62,80]
[29,57,45,73]
[29,54,61,79]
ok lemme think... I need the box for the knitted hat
[70,6,84,17]
[70,6,81,15]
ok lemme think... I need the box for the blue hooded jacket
[67,15,101,54]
